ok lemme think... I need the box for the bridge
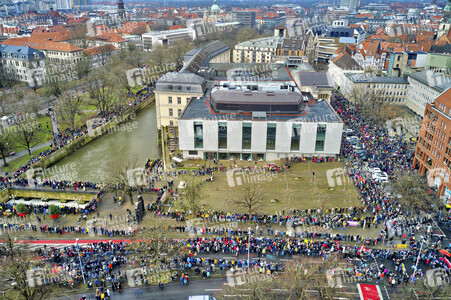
[0,187,97,204]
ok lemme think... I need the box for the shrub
[16,203,27,214]
[49,204,60,216]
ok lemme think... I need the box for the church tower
[117,0,126,20]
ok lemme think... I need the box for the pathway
[0,141,52,175]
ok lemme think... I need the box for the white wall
[179,119,343,158]
[251,121,267,152]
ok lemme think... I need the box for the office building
[178,83,343,161]
[232,11,256,28]
[413,88,451,203]
[406,70,451,116]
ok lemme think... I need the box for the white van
[189,296,216,300]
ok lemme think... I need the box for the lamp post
[412,236,426,283]
[247,227,251,271]
[75,238,86,285]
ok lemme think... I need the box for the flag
[357,244,365,255]
[439,249,451,257]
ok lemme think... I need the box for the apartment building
[275,38,307,58]
[154,72,206,129]
[328,52,363,89]
[342,73,409,103]
[387,51,428,77]
[314,36,356,64]
[1,37,83,64]
[406,70,451,116]
[94,33,128,51]
[0,44,46,87]
[413,88,451,203]
[233,37,279,63]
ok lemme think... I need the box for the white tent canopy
[8,198,89,209]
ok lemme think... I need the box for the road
[59,277,227,300]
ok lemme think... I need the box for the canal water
[48,104,159,182]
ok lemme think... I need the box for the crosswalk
[1,242,76,251]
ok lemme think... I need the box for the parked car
[369,167,382,174]
[373,172,389,183]
[343,129,355,136]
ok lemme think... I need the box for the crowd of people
[6,89,451,299]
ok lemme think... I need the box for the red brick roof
[83,44,117,56]
[169,25,184,30]
[95,33,127,43]
[2,37,82,52]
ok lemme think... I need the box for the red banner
[358,284,383,300]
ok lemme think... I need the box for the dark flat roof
[181,89,342,122]
[211,90,302,105]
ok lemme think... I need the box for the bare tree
[76,58,92,78]
[217,276,276,300]
[15,122,40,155]
[19,91,41,116]
[0,133,13,165]
[0,93,14,115]
[0,245,58,300]
[233,183,265,215]
[149,45,168,67]
[43,64,67,98]
[0,73,18,89]
[349,85,367,109]
[279,258,341,300]
[237,28,259,43]
[107,156,139,204]
[70,24,93,49]
[397,276,451,300]
[88,69,121,115]
[170,41,194,67]
[55,92,84,131]
[181,176,208,213]
[390,171,437,212]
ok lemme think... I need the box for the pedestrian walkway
[0,141,52,174]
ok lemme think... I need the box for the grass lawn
[7,115,53,153]
[3,146,52,173]
[170,160,360,214]
[58,111,99,133]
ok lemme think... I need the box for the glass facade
[315,124,326,151]
[242,123,252,149]
[266,123,276,150]
[291,124,301,151]
[218,122,227,149]
[194,122,203,149]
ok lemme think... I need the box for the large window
[242,123,252,150]
[291,124,301,151]
[169,108,173,116]
[168,96,172,104]
[218,122,227,149]
[266,123,276,150]
[194,122,203,149]
[315,124,326,151]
